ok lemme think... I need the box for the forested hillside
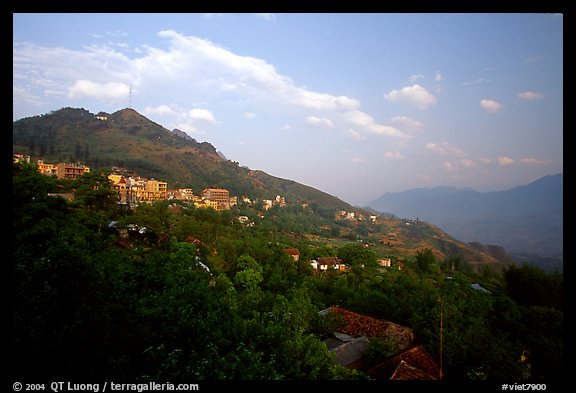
[11,162,563,382]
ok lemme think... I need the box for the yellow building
[36,160,90,180]
[56,162,90,180]
[108,174,167,204]
[36,160,58,176]
[194,200,220,210]
[202,188,230,211]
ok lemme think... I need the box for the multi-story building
[36,160,58,176]
[202,188,230,211]
[36,160,90,180]
[13,154,30,163]
[56,162,91,180]
[109,175,167,204]
[167,188,195,201]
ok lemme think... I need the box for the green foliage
[11,161,563,381]
[415,248,439,274]
[337,242,377,268]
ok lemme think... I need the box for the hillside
[13,107,513,269]
[368,175,563,261]
[13,107,353,212]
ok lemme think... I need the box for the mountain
[367,175,563,262]
[12,107,353,212]
[13,107,517,269]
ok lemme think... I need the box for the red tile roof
[367,345,440,380]
[327,306,414,352]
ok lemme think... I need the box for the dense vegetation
[11,162,563,382]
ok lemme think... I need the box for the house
[95,111,109,121]
[319,306,440,380]
[311,256,345,272]
[284,248,300,261]
[367,345,440,380]
[378,258,392,267]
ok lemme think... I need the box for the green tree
[234,254,263,290]
[415,248,438,274]
[72,168,118,212]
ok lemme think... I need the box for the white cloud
[305,116,334,129]
[517,91,544,100]
[480,157,492,164]
[497,156,515,165]
[435,70,443,82]
[144,104,177,116]
[68,80,130,101]
[13,30,407,140]
[409,74,424,83]
[425,141,467,159]
[480,99,504,113]
[188,108,216,123]
[344,110,405,138]
[390,116,424,133]
[351,157,365,163]
[384,84,437,109]
[383,151,405,160]
[520,157,548,166]
[173,120,205,136]
[460,158,474,167]
[342,128,365,141]
[243,112,257,119]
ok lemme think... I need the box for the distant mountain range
[367,175,563,267]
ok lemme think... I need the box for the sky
[13,13,563,206]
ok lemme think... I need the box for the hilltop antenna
[129,84,132,109]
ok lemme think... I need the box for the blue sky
[13,13,563,206]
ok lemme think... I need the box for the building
[95,112,109,121]
[284,248,301,261]
[311,257,344,271]
[320,306,439,380]
[109,174,167,204]
[36,160,58,176]
[202,188,230,211]
[56,162,90,180]
[36,160,90,180]
[13,154,30,163]
[167,188,195,201]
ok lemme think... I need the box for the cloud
[13,30,407,140]
[520,157,548,166]
[67,80,130,101]
[383,151,405,160]
[305,116,334,129]
[480,99,504,113]
[425,141,467,159]
[342,128,365,141]
[351,157,365,163]
[409,74,424,83]
[460,158,474,167]
[188,108,216,123]
[497,156,515,165]
[384,84,437,109]
[390,116,424,133]
[435,71,443,82]
[144,104,177,116]
[344,110,405,137]
[243,112,257,119]
[517,91,544,100]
